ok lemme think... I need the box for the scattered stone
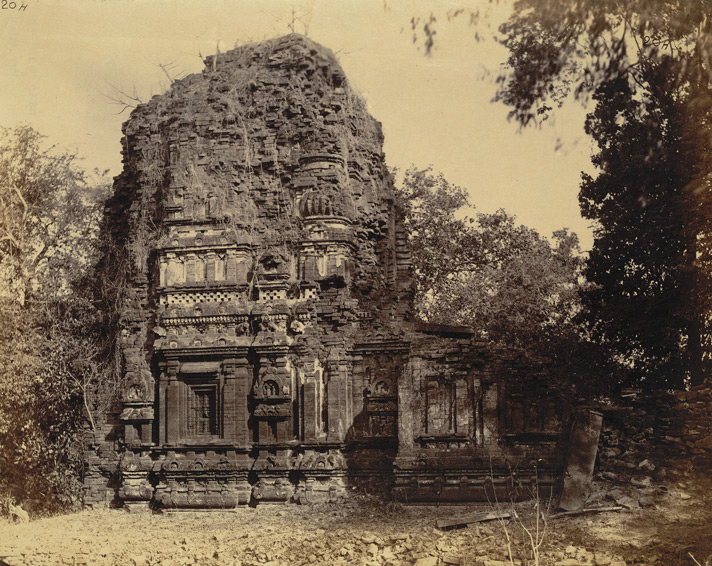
[413,557,438,566]
[638,496,656,508]
[630,476,652,488]
[638,459,655,472]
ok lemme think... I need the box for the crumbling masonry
[91,34,566,509]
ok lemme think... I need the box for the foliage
[411,1,712,388]
[398,167,598,386]
[0,125,108,515]
[397,167,479,312]
[579,61,712,389]
[496,0,712,124]
[0,125,106,304]
[496,1,712,388]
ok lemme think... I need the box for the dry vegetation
[1,470,710,566]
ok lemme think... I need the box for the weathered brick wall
[596,384,712,480]
[393,327,568,502]
[82,425,121,509]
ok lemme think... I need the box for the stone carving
[95,34,567,510]
[363,355,399,439]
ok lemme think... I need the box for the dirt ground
[1,472,710,566]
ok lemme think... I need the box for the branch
[100,82,145,115]
[157,61,186,85]
[550,506,623,519]
[30,241,50,270]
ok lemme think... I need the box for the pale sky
[0,0,595,249]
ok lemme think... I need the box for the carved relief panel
[424,378,468,436]
[158,249,252,288]
[363,354,400,439]
[251,352,293,443]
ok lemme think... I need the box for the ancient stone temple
[96,34,567,509]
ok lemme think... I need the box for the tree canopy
[398,167,592,385]
[0,125,109,513]
[497,1,712,387]
[0,125,106,306]
[496,0,712,125]
[411,1,712,388]
[577,61,712,388]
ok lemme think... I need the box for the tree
[0,125,108,514]
[496,1,712,388]
[398,167,591,383]
[577,61,712,389]
[0,125,105,305]
[495,1,712,122]
[397,167,480,315]
[411,1,712,388]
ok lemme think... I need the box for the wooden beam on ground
[436,511,512,530]
[550,506,624,519]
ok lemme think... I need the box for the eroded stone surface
[87,34,567,509]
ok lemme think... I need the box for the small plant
[485,459,551,566]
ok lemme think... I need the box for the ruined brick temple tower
[94,35,566,509]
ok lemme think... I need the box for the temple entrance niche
[363,354,401,440]
[251,349,293,444]
[186,382,218,438]
[162,360,225,444]
[424,377,470,436]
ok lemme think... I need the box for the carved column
[300,361,319,442]
[164,361,181,444]
[455,380,469,435]
[326,358,351,442]
[397,357,417,454]
[234,357,251,446]
[222,358,237,442]
[482,382,499,447]
[274,354,292,443]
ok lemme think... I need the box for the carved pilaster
[222,358,237,443]
[164,361,180,444]
[326,358,352,442]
